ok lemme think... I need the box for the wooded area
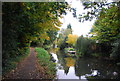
[2,1,120,79]
[2,2,71,75]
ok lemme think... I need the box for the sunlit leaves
[57,24,73,49]
[20,2,70,46]
[90,5,120,43]
[66,34,78,46]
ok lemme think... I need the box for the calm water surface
[50,51,120,80]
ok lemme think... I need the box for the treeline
[57,2,120,62]
[89,3,120,60]
[2,2,70,74]
[57,24,78,50]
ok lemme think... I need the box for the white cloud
[59,0,95,36]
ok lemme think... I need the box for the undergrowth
[3,47,30,75]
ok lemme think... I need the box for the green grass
[35,47,56,79]
[3,47,30,75]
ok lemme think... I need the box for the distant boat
[68,51,76,54]
[67,50,76,56]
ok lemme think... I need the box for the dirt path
[4,47,45,79]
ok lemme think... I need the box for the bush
[2,47,30,75]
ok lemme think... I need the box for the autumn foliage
[66,34,78,47]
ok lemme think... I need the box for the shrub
[2,47,30,75]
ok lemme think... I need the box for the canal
[50,50,120,79]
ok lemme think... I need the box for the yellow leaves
[47,11,50,14]
[52,18,63,27]
[53,26,60,30]
[32,6,64,42]
[27,7,30,10]
[60,8,63,10]
[35,17,62,30]
[64,57,75,67]
[31,37,37,41]
[39,33,50,40]
[66,34,78,45]
[33,5,63,34]
[46,37,50,40]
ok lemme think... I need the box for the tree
[90,5,120,43]
[2,2,71,74]
[75,36,96,57]
[79,1,120,22]
[57,24,73,49]
[66,23,73,34]
[66,34,78,47]
[43,29,58,49]
[89,4,120,57]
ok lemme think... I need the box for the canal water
[50,50,120,79]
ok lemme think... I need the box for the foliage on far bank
[35,47,56,79]
[57,24,73,50]
[66,34,78,47]
[75,36,96,57]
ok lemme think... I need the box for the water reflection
[51,50,120,79]
[75,58,92,79]
[55,51,80,79]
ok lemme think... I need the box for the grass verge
[35,47,56,79]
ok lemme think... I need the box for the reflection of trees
[64,57,75,67]
[48,48,59,54]
[64,57,75,75]
[57,51,76,75]
[88,59,120,79]
[64,67,69,75]
[75,58,92,77]
[57,51,70,74]
[74,58,120,79]
[57,51,120,79]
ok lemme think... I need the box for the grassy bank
[35,47,56,79]
[3,47,30,75]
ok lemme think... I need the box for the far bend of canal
[49,49,120,80]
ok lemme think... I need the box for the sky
[59,0,96,37]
